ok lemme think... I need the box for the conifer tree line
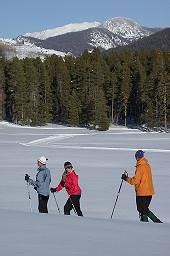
[0,48,169,131]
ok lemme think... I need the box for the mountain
[102,17,153,41]
[0,17,163,58]
[17,27,130,56]
[113,28,170,52]
[24,21,101,39]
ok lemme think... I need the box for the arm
[56,179,65,192]
[127,166,142,186]
[29,170,49,189]
[28,178,37,188]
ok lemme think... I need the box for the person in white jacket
[25,156,51,213]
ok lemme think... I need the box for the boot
[147,210,163,223]
[140,214,149,222]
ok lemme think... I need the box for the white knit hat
[38,156,48,165]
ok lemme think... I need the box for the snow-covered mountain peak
[102,17,151,40]
[107,17,139,25]
[24,21,101,40]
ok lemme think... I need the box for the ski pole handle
[123,170,128,176]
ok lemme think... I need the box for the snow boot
[147,210,163,223]
[140,214,149,222]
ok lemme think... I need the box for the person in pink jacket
[51,161,83,216]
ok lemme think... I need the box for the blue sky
[1,0,169,38]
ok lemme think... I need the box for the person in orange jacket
[121,150,162,223]
[51,161,83,216]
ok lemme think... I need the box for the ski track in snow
[1,121,169,153]
[21,134,89,146]
[42,145,170,153]
[20,133,170,153]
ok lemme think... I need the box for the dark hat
[64,161,73,169]
[135,150,145,159]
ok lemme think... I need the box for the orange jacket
[127,157,155,196]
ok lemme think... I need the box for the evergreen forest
[0,48,169,131]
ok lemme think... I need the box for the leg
[136,196,151,222]
[144,197,162,223]
[38,194,49,213]
[136,196,162,223]
[146,210,162,223]
[139,212,148,222]
[64,198,73,215]
[70,195,83,216]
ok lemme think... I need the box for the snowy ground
[0,121,170,255]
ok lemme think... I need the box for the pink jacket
[56,170,81,195]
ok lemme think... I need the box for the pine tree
[110,57,123,125]
[0,59,5,120]
[5,58,27,123]
[147,50,166,128]
[73,52,93,126]
[88,49,106,127]
[120,63,132,126]
[45,56,71,123]
[93,87,109,131]
[134,57,147,125]
[101,54,116,124]
[23,58,39,125]
[67,90,81,126]
[163,52,170,130]
[33,58,52,124]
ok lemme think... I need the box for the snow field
[0,121,170,255]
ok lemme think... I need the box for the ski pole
[26,182,32,212]
[52,193,61,215]
[110,170,128,219]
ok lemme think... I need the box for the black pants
[136,196,152,215]
[136,196,162,222]
[64,195,83,216]
[38,194,49,213]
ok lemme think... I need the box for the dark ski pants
[38,194,49,213]
[136,196,162,223]
[64,195,83,216]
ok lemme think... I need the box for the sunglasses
[66,166,73,169]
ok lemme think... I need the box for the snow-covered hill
[1,17,161,58]
[24,21,101,39]
[0,37,67,59]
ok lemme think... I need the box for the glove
[25,174,30,182]
[50,187,56,193]
[121,173,128,181]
